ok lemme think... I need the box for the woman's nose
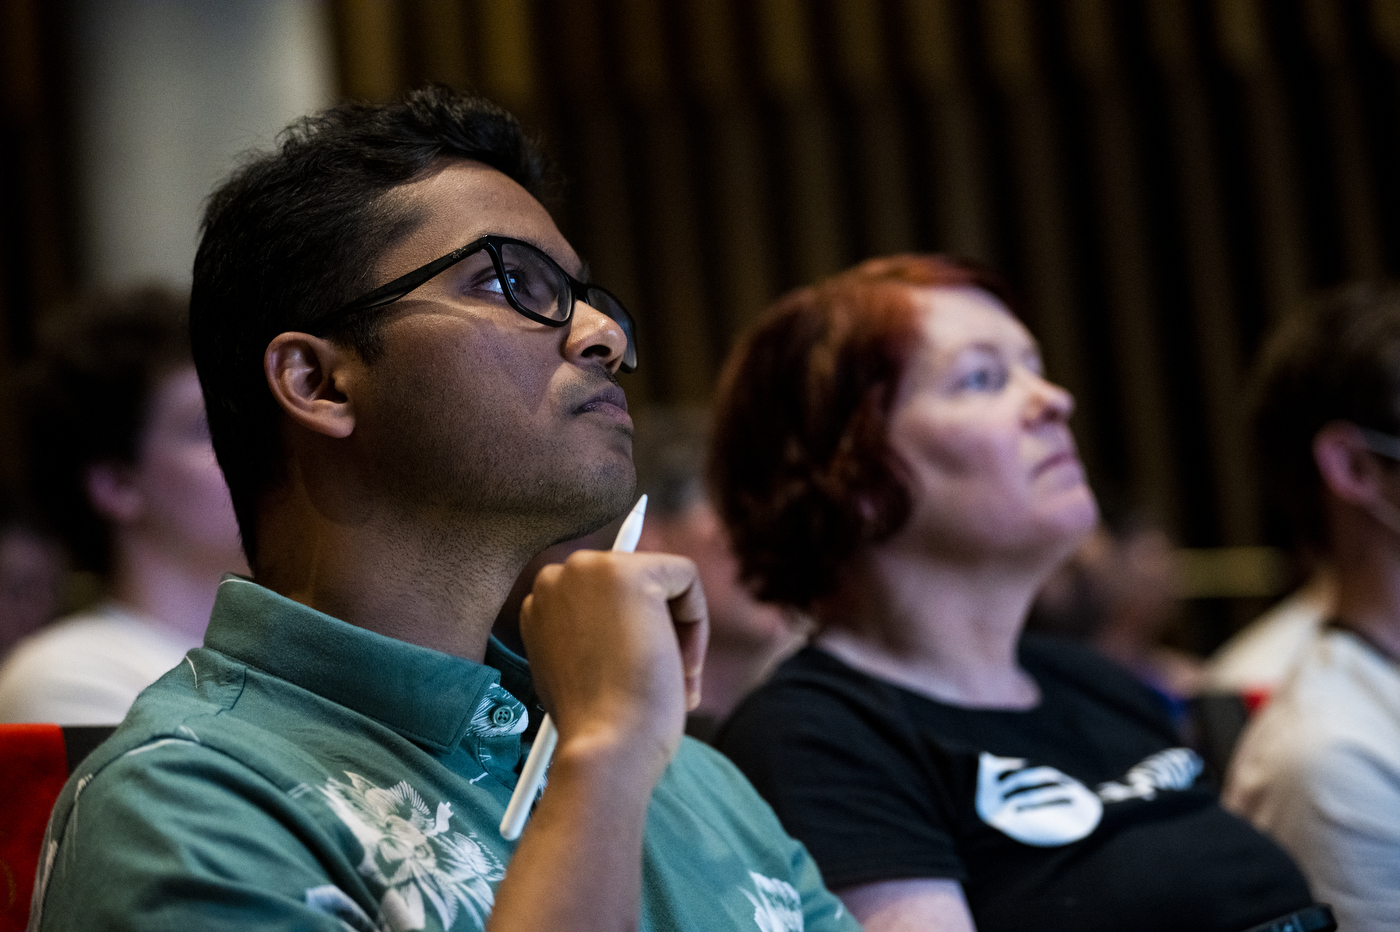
[1026,373,1075,424]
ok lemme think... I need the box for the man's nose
[565,298,630,372]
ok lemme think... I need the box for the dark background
[5,0,1398,645]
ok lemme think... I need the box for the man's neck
[1331,543,1400,661]
[1322,495,1400,659]
[254,500,550,663]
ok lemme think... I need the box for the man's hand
[490,551,708,932]
[520,550,708,782]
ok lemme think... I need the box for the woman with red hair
[710,256,1314,932]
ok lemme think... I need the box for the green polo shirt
[31,576,859,932]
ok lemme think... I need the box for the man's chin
[547,469,638,546]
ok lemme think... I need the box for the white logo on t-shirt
[974,752,1104,846]
[975,748,1205,846]
[1095,748,1203,802]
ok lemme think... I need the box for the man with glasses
[30,86,857,932]
[1223,282,1400,932]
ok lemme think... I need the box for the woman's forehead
[912,285,1033,355]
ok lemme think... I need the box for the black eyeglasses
[312,234,637,372]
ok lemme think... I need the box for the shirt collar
[204,575,538,753]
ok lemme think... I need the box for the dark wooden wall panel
[0,0,78,494]
[240,0,1400,553]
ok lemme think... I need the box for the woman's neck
[813,550,1044,708]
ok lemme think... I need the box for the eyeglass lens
[497,242,571,322]
[497,242,637,370]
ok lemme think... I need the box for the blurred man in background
[0,286,246,723]
[1224,282,1400,932]
[632,406,805,740]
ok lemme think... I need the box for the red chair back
[0,724,68,931]
[0,725,114,932]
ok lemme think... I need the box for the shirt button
[491,706,516,727]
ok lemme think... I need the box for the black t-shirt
[716,637,1312,932]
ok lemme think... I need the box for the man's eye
[465,269,509,299]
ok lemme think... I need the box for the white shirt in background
[1224,628,1400,932]
[0,603,200,724]
[1206,571,1335,694]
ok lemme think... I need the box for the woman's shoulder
[737,645,923,718]
[715,646,907,751]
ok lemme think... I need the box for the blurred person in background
[1206,566,1334,703]
[1224,283,1400,932]
[0,286,246,723]
[632,405,805,741]
[0,493,67,656]
[712,255,1314,932]
[1030,509,1202,725]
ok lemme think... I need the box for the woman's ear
[1314,421,1383,506]
[264,333,357,440]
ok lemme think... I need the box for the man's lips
[576,384,631,424]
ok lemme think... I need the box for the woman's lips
[1034,449,1082,478]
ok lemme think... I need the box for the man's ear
[1314,421,1383,506]
[264,333,358,440]
[85,461,143,524]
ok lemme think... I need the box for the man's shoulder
[1239,631,1400,767]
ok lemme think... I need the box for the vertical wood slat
[680,0,775,341]
[1065,0,1180,528]
[1302,0,1384,279]
[1148,0,1259,545]
[333,0,404,100]
[0,0,74,491]
[754,0,845,286]
[1214,0,1309,323]
[477,0,539,123]
[612,0,714,401]
[414,0,470,92]
[831,0,915,258]
[901,0,997,264]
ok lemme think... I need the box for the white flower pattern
[321,772,504,930]
[741,871,804,932]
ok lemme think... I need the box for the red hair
[708,254,1016,610]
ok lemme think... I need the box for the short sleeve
[35,739,379,932]
[672,740,864,932]
[716,671,967,890]
[1240,737,1400,932]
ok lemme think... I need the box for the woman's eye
[957,365,1005,392]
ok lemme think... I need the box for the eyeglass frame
[308,234,637,372]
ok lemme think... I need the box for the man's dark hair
[22,285,193,574]
[1251,282,1400,552]
[190,85,550,567]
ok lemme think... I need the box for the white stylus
[499,494,649,840]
